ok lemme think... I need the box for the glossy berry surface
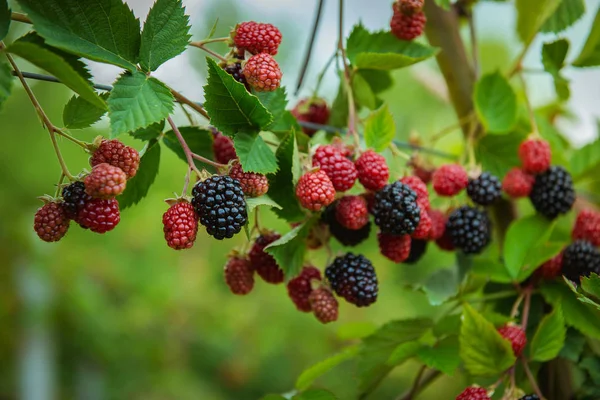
[34,202,70,242]
[325,253,378,307]
[446,206,491,254]
[335,195,369,230]
[309,288,339,324]
[228,162,269,198]
[467,172,502,206]
[373,181,421,235]
[572,209,600,247]
[355,150,389,191]
[529,166,575,219]
[287,266,322,312]
[62,181,92,220]
[90,139,140,179]
[243,53,282,92]
[224,256,255,295]
[84,163,127,199]
[162,201,198,250]
[249,232,284,284]
[502,167,534,198]
[497,325,527,357]
[233,21,282,55]
[213,132,237,164]
[433,164,468,197]
[519,138,551,174]
[562,240,600,282]
[400,175,430,211]
[378,232,411,263]
[323,203,372,247]
[456,387,490,400]
[404,239,428,264]
[77,198,120,234]
[296,170,336,211]
[292,98,331,136]
[390,3,426,41]
[312,145,357,192]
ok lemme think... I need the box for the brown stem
[397,370,442,400]
[521,289,532,329]
[522,358,545,399]
[191,152,227,169]
[396,365,427,400]
[189,42,228,62]
[468,10,479,78]
[11,12,31,24]
[167,116,202,177]
[168,87,210,120]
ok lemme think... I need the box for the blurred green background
[1,0,599,399]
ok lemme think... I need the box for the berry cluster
[390,0,426,41]
[292,97,331,136]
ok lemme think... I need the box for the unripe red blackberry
[411,207,432,239]
[427,209,447,240]
[390,2,426,41]
[162,201,198,250]
[355,150,389,191]
[398,0,424,14]
[249,232,284,284]
[34,201,70,242]
[213,132,237,164]
[228,161,269,197]
[456,387,490,400]
[372,182,421,235]
[77,198,120,234]
[309,288,339,324]
[287,266,322,312]
[312,145,357,192]
[335,195,369,230]
[233,21,282,55]
[326,253,378,307]
[400,175,430,210]
[296,170,336,211]
[432,164,468,197]
[243,53,282,92]
[90,139,140,179]
[519,138,551,174]
[84,163,127,199]
[378,232,411,263]
[536,252,564,280]
[224,255,255,295]
[572,209,600,247]
[292,98,331,136]
[502,167,534,198]
[497,325,527,357]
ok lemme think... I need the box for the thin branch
[396,365,427,400]
[398,370,442,400]
[167,116,202,177]
[168,86,210,120]
[191,152,227,169]
[12,71,114,91]
[313,51,338,96]
[430,112,476,143]
[518,72,540,137]
[194,37,230,46]
[295,0,326,95]
[338,0,359,147]
[522,357,544,399]
[11,12,31,24]
[189,42,228,62]
[521,289,532,329]
[468,9,479,78]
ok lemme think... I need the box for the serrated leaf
[346,24,438,70]
[130,120,165,141]
[264,220,313,278]
[162,126,214,173]
[139,0,191,71]
[476,131,526,178]
[541,0,585,34]
[63,93,109,129]
[108,71,174,137]
[459,303,516,376]
[246,195,281,213]
[352,72,376,110]
[254,87,288,130]
[118,140,160,209]
[295,345,359,391]
[0,0,10,41]
[337,322,377,341]
[516,0,562,44]
[474,72,517,133]
[203,58,272,136]
[8,33,105,109]
[234,132,278,174]
[417,336,460,376]
[542,39,569,76]
[292,389,337,400]
[364,105,395,152]
[581,274,600,301]
[570,136,600,178]
[530,305,566,362]
[433,314,462,338]
[573,7,600,67]
[16,0,140,70]
[422,269,459,306]
[0,62,14,111]
[503,215,555,280]
[386,341,422,366]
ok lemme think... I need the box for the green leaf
[346,24,438,70]
[570,136,600,178]
[295,345,359,391]
[63,93,109,129]
[433,314,462,338]
[246,195,282,213]
[118,140,160,209]
[292,389,338,400]
[417,336,460,375]
[0,62,14,111]
[541,281,600,339]
[8,33,105,109]
[357,70,393,94]
[474,72,517,133]
[459,303,516,376]
[130,120,165,141]
[387,341,422,366]
[0,0,11,41]
[352,72,376,110]
[517,242,565,282]
[581,274,600,301]
[162,126,214,172]
[268,131,304,223]
[530,305,566,362]
[254,87,289,130]
[559,328,586,361]
[261,396,286,400]
[108,71,174,138]
[203,58,272,136]
[337,322,377,341]
[234,132,278,174]
[503,215,555,280]
[139,0,191,71]
[541,0,585,33]
[516,0,562,44]
[476,131,526,178]
[16,0,140,70]
[542,39,569,76]
[364,105,396,153]
[422,269,459,306]
[265,220,314,278]
[573,7,600,67]
[328,81,348,128]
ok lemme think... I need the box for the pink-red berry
[224,255,255,295]
[162,201,198,250]
[411,208,432,240]
[228,161,269,197]
[77,198,120,234]
[309,287,339,324]
[572,209,600,247]
[90,139,140,179]
[355,150,390,191]
[213,132,237,164]
[498,325,527,357]
[34,202,70,242]
[502,167,535,198]
[432,164,468,196]
[249,232,284,284]
[378,232,411,263]
[233,21,282,55]
[296,170,336,211]
[335,196,369,230]
[436,228,455,251]
[428,209,447,240]
[519,138,551,174]
[243,53,282,92]
[456,387,490,400]
[287,266,322,312]
[400,175,430,210]
[536,252,564,280]
[292,98,330,136]
[398,0,424,14]
[312,145,357,192]
[390,3,426,41]
[84,163,127,199]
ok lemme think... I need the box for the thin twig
[313,51,338,97]
[295,0,326,95]
[522,357,544,399]
[398,370,442,400]
[468,9,479,78]
[189,42,228,62]
[507,43,531,77]
[195,37,230,46]
[397,365,427,400]
[521,289,532,329]
[430,112,476,144]
[338,0,359,147]
[191,152,227,169]
[11,12,31,24]
[168,86,210,120]
[518,73,540,137]
[11,71,114,91]
[510,293,525,319]
[167,116,202,177]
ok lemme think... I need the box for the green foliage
[570,135,600,179]
[233,132,278,174]
[162,126,214,172]
[268,131,304,222]
[62,93,109,129]
[0,0,10,42]
[254,88,290,132]
[336,322,377,340]
[265,220,314,278]
[475,131,525,178]
[139,0,191,71]
[530,305,566,362]
[118,140,161,209]
[515,0,562,44]
[574,6,600,67]
[459,304,516,376]
[246,195,282,213]
[16,0,141,70]
[364,105,396,152]
[8,33,105,109]
[542,39,571,100]
[130,120,165,141]
[292,389,337,400]
[416,336,460,376]
[346,24,438,71]
[203,58,273,137]
[541,0,585,33]
[295,345,360,391]
[108,71,174,137]
[352,72,376,110]
[474,72,517,133]
[0,62,13,111]
[420,269,459,306]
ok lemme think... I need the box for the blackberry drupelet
[529,166,575,219]
[372,181,421,235]
[192,176,247,240]
[446,206,492,254]
[467,172,502,206]
[562,240,600,282]
[224,62,249,89]
[325,253,378,307]
[62,181,92,219]
[518,396,540,400]
[404,239,428,264]
[322,203,371,247]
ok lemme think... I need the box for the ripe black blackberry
[192,175,247,240]
[518,396,539,400]
[467,172,502,206]
[325,253,378,307]
[529,166,575,219]
[404,239,428,264]
[322,203,371,247]
[446,206,492,254]
[62,181,92,220]
[372,181,421,235]
[224,62,249,89]
[562,240,600,282]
